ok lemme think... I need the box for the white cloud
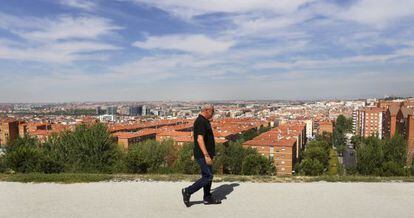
[22,15,121,41]
[0,40,121,63]
[255,46,414,70]
[59,0,96,10]
[0,13,122,63]
[130,0,314,18]
[0,13,121,42]
[339,0,414,26]
[133,34,234,54]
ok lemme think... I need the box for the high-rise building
[304,120,313,139]
[129,106,143,116]
[107,106,117,115]
[96,106,103,115]
[118,107,130,116]
[18,121,28,138]
[383,105,404,138]
[354,107,386,139]
[142,105,147,116]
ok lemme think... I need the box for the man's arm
[197,135,213,165]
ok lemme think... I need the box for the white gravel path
[1,181,413,218]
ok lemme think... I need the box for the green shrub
[212,143,225,174]
[381,161,405,177]
[0,155,6,173]
[126,140,175,173]
[221,141,245,174]
[39,155,64,174]
[304,146,329,168]
[174,143,199,174]
[242,151,274,175]
[51,123,122,173]
[355,134,408,176]
[4,145,44,173]
[299,158,324,176]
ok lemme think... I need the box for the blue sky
[0,0,413,102]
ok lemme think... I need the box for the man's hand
[191,155,195,161]
[205,155,213,166]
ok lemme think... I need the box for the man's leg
[203,165,213,199]
[202,164,221,205]
[185,158,213,195]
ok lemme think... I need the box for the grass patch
[328,148,339,176]
[0,173,114,183]
[1,173,414,183]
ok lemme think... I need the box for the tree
[3,135,63,173]
[4,144,44,173]
[174,143,199,174]
[51,123,122,173]
[126,140,175,173]
[411,160,414,176]
[222,141,245,174]
[304,146,329,168]
[383,134,406,165]
[299,159,324,176]
[241,149,274,175]
[0,155,5,173]
[356,136,384,175]
[315,132,332,144]
[355,134,408,176]
[382,161,406,176]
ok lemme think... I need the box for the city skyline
[0,0,414,102]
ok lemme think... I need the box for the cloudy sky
[0,0,413,102]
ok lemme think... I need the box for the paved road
[1,181,414,218]
[343,144,357,169]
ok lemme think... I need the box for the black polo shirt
[193,114,215,158]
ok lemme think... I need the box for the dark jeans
[186,157,213,200]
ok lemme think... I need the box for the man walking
[182,104,222,207]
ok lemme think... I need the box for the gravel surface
[1,181,413,218]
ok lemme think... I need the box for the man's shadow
[190,183,240,206]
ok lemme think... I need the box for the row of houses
[113,118,270,149]
[0,117,97,145]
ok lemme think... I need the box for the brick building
[383,105,404,138]
[317,120,333,135]
[113,129,158,149]
[353,107,385,139]
[243,138,297,176]
[0,119,19,146]
[243,122,305,176]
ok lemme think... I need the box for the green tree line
[0,123,274,176]
[350,134,413,176]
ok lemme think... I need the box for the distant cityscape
[1,97,413,175]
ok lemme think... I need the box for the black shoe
[203,196,222,205]
[182,188,191,207]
